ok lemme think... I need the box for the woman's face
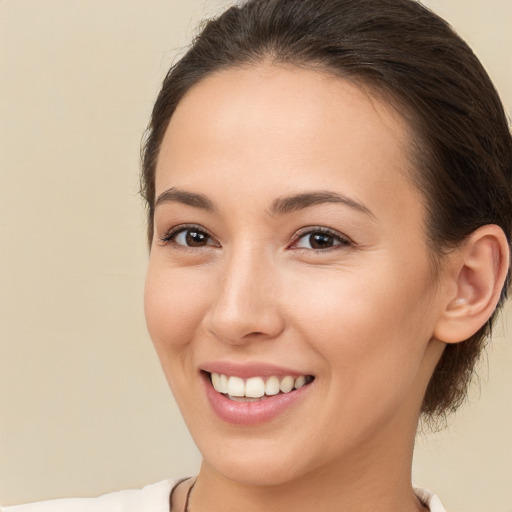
[145,64,446,485]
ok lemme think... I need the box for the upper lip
[200,361,312,379]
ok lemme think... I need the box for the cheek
[285,266,436,437]
[144,262,210,354]
[286,260,436,376]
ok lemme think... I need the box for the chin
[191,426,334,488]
[203,453,309,487]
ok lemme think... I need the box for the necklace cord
[184,479,196,512]
[168,478,195,512]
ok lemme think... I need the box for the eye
[292,228,351,250]
[160,225,219,248]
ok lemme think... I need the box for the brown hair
[141,0,512,419]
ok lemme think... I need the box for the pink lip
[201,370,313,426]
[201,361,309,379]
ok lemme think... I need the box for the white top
[1,480,446,511]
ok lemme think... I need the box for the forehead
[156,63,422,225]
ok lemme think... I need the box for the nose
[203,247,285,345]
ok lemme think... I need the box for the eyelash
[158,224,353,252]
[290,227,353,252]
[159,224,220,249]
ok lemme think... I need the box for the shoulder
[414,486,447,512]
[1,479,178,512]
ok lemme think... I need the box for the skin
[144,63,454,512]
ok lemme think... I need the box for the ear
[434,225,510,344]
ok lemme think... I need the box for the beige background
[0,1,511,510]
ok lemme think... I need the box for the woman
[3,0,510,510]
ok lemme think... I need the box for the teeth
[219,374,229,394]
[211,372,221,391]
[245,377,265,398]
[279,376,294,393]
[265,376,280,396]
[210,373,312,398]
[294,375,306,389]
[227,376,245,397]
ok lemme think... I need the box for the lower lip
[203,374,312,426]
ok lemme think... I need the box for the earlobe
[434,225,510,344]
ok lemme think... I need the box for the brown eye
[166,227,218,248]
[294,228,351,250]
[184,230,209,247]
[308,232,336,249]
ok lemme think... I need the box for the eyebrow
[154,187,375,219]
[269,191,375,219]
[154,188,216,212]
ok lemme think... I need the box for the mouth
[205,371,315,402]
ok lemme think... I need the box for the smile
[209,372,315,402]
